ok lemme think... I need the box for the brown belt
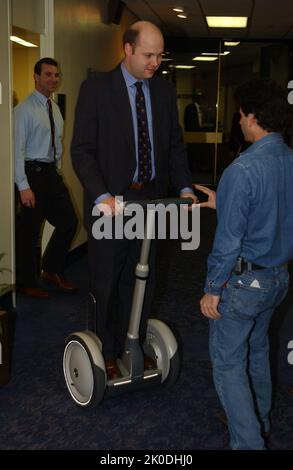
[129,182,145,190]
[129,180,157,190]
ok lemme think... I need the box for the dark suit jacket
[71,65,192,228]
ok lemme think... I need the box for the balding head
[123,21,164,48]
[123,21,164,80]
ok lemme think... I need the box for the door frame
[0,0,14,305]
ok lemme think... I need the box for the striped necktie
[47,98,56,161]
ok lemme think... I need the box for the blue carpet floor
[0,209,293,451]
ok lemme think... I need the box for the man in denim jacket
[200,79,293,449]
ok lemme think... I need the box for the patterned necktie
[47,98,56,161]
[135,81,152,183]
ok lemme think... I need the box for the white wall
[54,0,136,248]
[12,0,45,33]
[0,0,14,293]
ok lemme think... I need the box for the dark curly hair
[234,79,292,132]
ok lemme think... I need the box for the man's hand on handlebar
[180,191,199,210]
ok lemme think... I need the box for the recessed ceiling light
[202,51,230,56]
[175,65,196,69]
[177,14,187,19]
[206,17,248,28]
[173,8,184,13]
[192,56,218,62]
[162,71,169,74]
[161,58,173,62]
[10,36,38,47]
[224,41,240,46]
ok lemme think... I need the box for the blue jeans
[209,265,289,450]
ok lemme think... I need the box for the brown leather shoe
[144,354,157,370]
[105,359,122,381]
[41,271,78,293]
[18,287,49,299]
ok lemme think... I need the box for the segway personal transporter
[63,198,192,407]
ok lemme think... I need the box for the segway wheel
[145,319,181,387]
[63,331,106,407]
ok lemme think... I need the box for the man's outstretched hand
[194,184,216,209]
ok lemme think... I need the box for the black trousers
[16,163,78,287]
[88,182,158,360]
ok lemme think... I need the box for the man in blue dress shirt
[199,79,293,449]
[14,57,78,298]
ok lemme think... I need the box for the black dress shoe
[41,271,78,292]
[18,287,49,299]
[105,359,122,380]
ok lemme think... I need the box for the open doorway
[11,25,40,106]
[12,26,43,280]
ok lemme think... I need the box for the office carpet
[0,209,292,451]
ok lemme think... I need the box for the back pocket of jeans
[222,274,275,319]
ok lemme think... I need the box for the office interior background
[0,0,293,451]
[1,0,293,295]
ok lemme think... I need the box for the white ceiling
[124,0,293,39]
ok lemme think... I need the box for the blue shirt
[14,90,63,191]
[205,132,293,295]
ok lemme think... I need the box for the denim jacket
[205,132,293,295]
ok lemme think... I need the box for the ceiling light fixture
[192,56,218,62]
[206,17,248,28]
[224,41,240,46]
[173,8,184,13]
[202,51,230,56]
[10,36,38,47]
[175,65,196,69]
[177,14,187,19]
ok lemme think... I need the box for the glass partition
[159,39,292,186]
[219,40,291,183]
